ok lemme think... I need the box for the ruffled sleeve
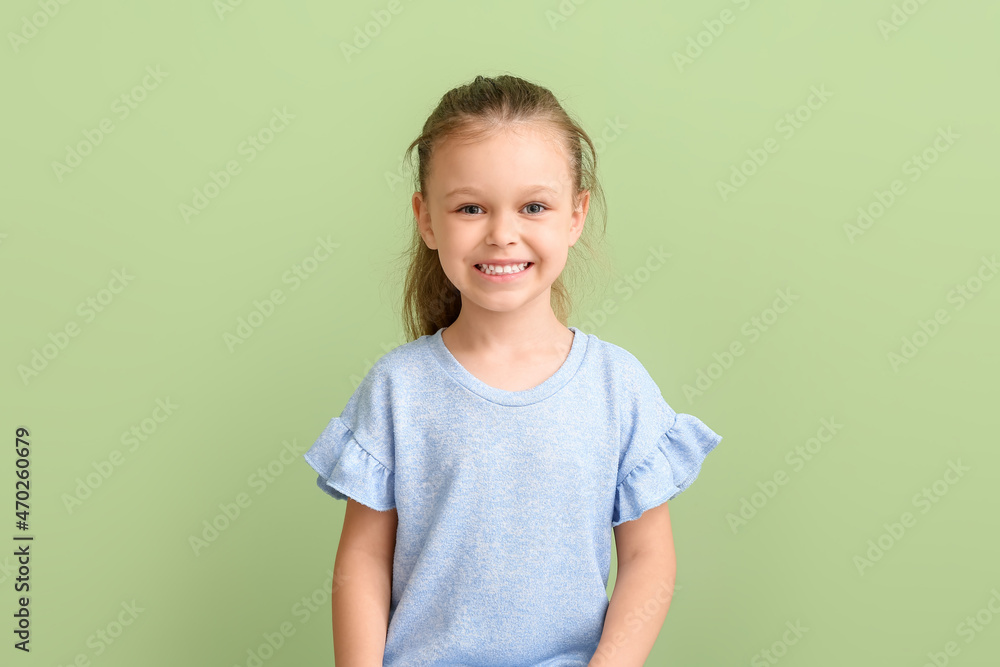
[304,417,395,511]
[302,362,396,512]
[611,355,722,527]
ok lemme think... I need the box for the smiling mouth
[474,262,533,276]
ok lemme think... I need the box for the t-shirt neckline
[428,325,588,406]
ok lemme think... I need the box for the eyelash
[457,203,549,216]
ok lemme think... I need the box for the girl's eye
[457,203,548,215]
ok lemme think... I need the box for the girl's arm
[589,502,677,667]
[332,498,398,666]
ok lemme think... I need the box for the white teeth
[476,262,530,275]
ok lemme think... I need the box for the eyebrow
[443,185,559,198]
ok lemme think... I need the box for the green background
[2,0,998,665]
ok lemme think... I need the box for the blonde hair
[395,74,611,342]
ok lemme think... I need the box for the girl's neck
[442,312,571,358]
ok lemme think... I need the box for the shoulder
[335,333,436,434]
[349,333,437,401]
[580,331,659,393]
[581,332,675,433]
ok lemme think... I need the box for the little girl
[304,74,723,666]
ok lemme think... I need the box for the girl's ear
[569,189,590,247]
[413,192,437,250]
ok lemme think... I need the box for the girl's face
[413,123,589,321]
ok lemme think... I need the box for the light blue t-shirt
[303,326,723,666]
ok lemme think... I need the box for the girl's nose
[484,210,519,246]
